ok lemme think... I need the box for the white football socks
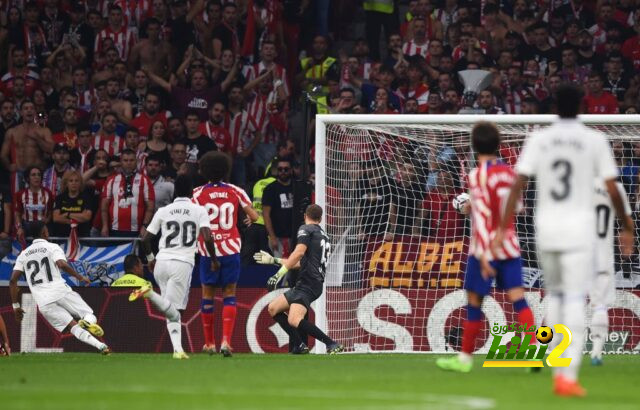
[545,291,565,379]
[147,291,180,322]
[71,324,106,351]
[590,306,608,360]
[563,291,586,382]
[167,321,184,353]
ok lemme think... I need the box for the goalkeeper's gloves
[253,250,282,265]
[267,265,288,291]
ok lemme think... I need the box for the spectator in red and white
[94,112,126,157]
[198,101,234,155]
[400,63,429,113]
[1,48,40,98]
[43,144,74,197]
[503,66,534,115]
[14,2,50,67]
[95,4,137,62]
[588,2,616,50]
[583,71,619,114]
[14,166,54,241]
[130,90,172,139]
[244,40,290,98]
[476,89,505,114]
[52,107,79,150]
[225,83,262,187]
[139,120,171,168]
[179,110,218,164]
[419,167,465,240]
[603,52,631,103]
[107,0,152,34]
[70,126,96,174]
[622,12,640,70]
[71,66,96,113]
[100,148,155,238]
[402,16,430,59]
[145,153,173,209]
[245,69,288,171]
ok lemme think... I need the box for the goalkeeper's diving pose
[254,204,343,354]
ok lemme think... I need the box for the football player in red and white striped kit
[100,149,155,237]
[14,166,54,242]
[192,151,258,356]
[437,121,535,373]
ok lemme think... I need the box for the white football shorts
[38,291,95,332]
[154,259,193,310]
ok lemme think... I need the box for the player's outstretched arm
[605,179,635,256]
[9,270,24,322]
[56,260,91,285]
[243,205,259,224]
[493,174,529,253]
[266,244,307,290]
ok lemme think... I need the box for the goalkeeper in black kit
[255,204,344,354]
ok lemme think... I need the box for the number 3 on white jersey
[204,202,235,230]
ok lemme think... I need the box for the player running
[9,221,111,354]
[589,178,632,366]
[130,175,217,359]
[193,151,258,356]
[436,121,536,373]
[255,204,344,354]
[496,84,634,396]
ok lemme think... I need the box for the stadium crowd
[1,0,640,264]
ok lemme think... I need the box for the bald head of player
[304,204,323,224]
[27,221,49,240]
[199,151,230,183]
[471,121,500,157]
[173,174,193,198]
[556,83,584,118]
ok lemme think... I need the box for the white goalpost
[314,114,640,354]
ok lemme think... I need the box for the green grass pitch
[0,353,638,410]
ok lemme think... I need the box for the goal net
[314,114,640,354]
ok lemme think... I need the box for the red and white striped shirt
[102,172,155,232]
[192,182,252,257]
[247,93,282,144]
[198,121,234,154]
[75,87,97,113]
[94,25,137,61]
[94,134,126,157]
[402,40,429,58]
[452,40,488,62]
[15,187,54,223]
[503,87,531,114]
[468,159,521,261]
[402,83,430,113]
[243,61,290,97]
[225,110,259,155]
[104,0,152,29]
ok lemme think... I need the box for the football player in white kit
[129,175,217,359]
[590,179,632,366]
[9,221,111,354]
[496,84,634,396]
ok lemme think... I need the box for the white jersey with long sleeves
[594,180,631,273]
[14,239,72,307]
[146,197,211,265]
[515,119,618,251]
